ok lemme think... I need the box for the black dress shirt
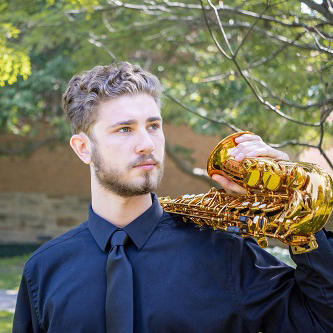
[13,193,333,333]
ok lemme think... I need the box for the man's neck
[91,186,153,228]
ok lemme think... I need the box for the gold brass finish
[159,132,333,254]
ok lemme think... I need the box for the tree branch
[87,33,117,60]
[203,70,333,111]
[319,147,333,170]
[234,3,270,57]
[270,139,333,171]
[245,74,333,110]
[65,1,331,28]
[247,33,304,69]
[164,91,243,133]
[200,0,232,59]
[269,140,318,149]
[300,0,333,22]
[202,0,329,128]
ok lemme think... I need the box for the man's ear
[70,132,92,164]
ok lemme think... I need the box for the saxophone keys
[262,160,284,191]
[287,165,307,190]
[257,237,269,248]
[243,159,261,187]
[227,226,242,234]
[249,201,263,211]
[239,215,251,224]
[290,236,318,254]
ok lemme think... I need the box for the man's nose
[134,130,155,155]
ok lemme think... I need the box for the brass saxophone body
[159,132,333,254]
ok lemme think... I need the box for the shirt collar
[88,193,164,252]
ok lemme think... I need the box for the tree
[0,2,31,87]
[1,0,333,179]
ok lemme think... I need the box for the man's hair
[62,62,163,136]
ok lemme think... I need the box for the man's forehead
[96,94,161,125]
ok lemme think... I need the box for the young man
[13,62,333,332]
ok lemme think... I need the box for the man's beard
[91,143,164,198]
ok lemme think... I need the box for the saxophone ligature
[159,132,333,254]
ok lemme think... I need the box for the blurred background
[1,0,333,329]
[1,0,333,246]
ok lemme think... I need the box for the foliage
[0,0,332,168]
[0,21,31,86]
[0,311,14,333]
[0,254,29,332]
[0,254,30,290]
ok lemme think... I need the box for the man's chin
[132,180,158,192]
[132,168,160,179]
[120,184,157,197]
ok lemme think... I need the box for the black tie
[105,229,134,333]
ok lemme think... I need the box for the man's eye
[118,127,131,133]
[148,123,160,130]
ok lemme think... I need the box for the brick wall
[0,192,90,243]
[0,124,220,198]
[0,123,221,243]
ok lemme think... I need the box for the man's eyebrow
[147,117,162,123]
[108,117,162,129]
[108,119,137,128]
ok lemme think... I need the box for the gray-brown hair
[62,62,163,136]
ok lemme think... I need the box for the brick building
[0,123,221,244]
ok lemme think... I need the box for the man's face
[89,93,165,197]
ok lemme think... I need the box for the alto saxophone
[159,132,333,254]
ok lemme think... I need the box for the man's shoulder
[160,210,236,240]
[159,210,263,247]
[159,210,188,228]
[25,221,90,267]
[159,210,212,234]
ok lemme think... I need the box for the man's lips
[133,160,157,170]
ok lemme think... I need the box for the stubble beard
[91,143,164,198]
